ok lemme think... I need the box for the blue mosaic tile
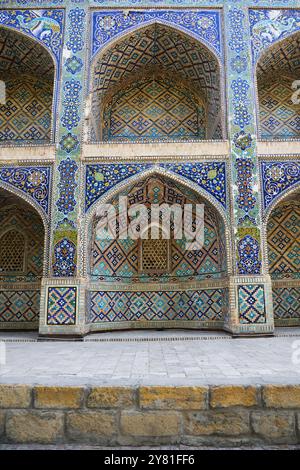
[85,162,227,212]
[0,166,51,215]
[239,285,266,324]
[47,286,77,326]
[261,161,300,211]
[92,9,222,59]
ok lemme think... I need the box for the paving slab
[0,329,300,386]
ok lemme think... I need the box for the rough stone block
[184,410,250,436]
[210,385,259,408]
[0,385,31,409]
[263,385,300,408]
[121,411,180,437]
[34,386,84,409]
[139,386,208,410]
[66,411,117,442]
[6,410,64,444]
[251,411,295,441]
[87,387,134,408]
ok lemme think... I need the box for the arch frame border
[0,180,51,278]
[81,164,232,279]
[253,28,300,142]
[261,180,300,277]
[88,16,227,142]
[0,20,62,145]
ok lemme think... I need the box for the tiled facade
[0,1,299,337]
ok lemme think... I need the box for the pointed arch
[263,183,300,326]
[0,24,57,143]
[87,20,225,142]
[255,29,300,141]
[83,166,232,278]
[0,182,50,277]
[90,18,222,66]
[0,185,48,329]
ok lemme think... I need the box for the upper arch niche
[257,31,300,140]
[89,23,224,142]
[0,27,55,144]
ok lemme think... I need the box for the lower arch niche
[0,187,45,329]
[87,174,229,331]
[267,197,300,326]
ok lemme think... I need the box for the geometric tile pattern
[89,289,225,323]
[91,175,226,283]
[257,33,300,83]
[259,77,300,140]
[267,201,300,279]
[273,287,300,320]
[0,76,53,143]
[91,22,222,141]
[85,162,227,212]
[261,161,300,211]
[239,285,266,324]
[103,79,205,141]
[0,290,40,322]
[0,9,64,135]
[0,27,54,81]
[0,166,52,215]
[47,287,77,325]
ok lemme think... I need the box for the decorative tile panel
[249,9,300,63]
[0,9,64,67]
[103,78,206,142]
[85,162,226,211]
[0,166,51,215]
[238,285,266,324]
[261,161,300,211]
[90,175,227,283]
[267,201,300,279]
[273,287,300,320]
[92,9,222,58]
[0,76,53,143]
[47,286,77,325]
[0,202,44,282]
[89,289,225,323]
[0,290,40,323]
[259,78,300,140]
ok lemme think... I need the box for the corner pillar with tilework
[224,4,274,335]
[39,5,89,337]
[39,278,87,338]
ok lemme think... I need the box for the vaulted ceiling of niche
[93,23,220,104]
[0,27,54,81]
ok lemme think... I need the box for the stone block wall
[0,384,300,446]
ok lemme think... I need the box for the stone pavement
[0,328,300,386]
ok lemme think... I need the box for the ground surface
[0,328,300,386]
